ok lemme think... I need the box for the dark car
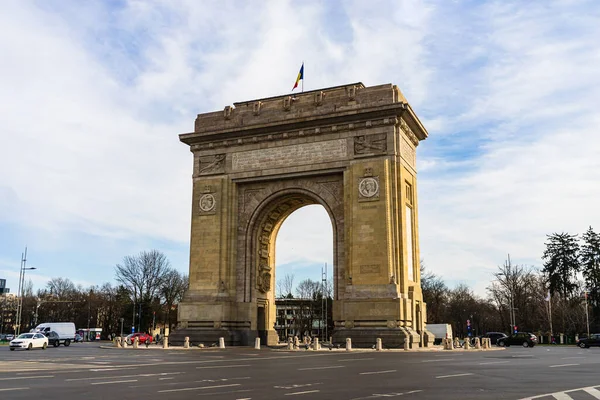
[45,331,63,347]
[497,332,538,347]
[481,332,508,345]
[576,333,600,348]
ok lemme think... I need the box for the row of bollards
[443,337,492,351]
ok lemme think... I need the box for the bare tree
[276,273,295,298]
[160,268,188,331]
[115,250,171,303]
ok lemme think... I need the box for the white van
[34,322,76,346]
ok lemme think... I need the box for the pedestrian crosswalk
[519,385,600,400]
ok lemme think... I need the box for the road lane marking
[91,379,138,385]
[158,383,241,393]
[436,373,474,379]
[196,364,251,369]
[66,372,183,381]
[349,389,424,399]
[0,388,29,392]
[583,387,600,398]
[159,377,173,380]
[285,390,320,396]
[298,366,345,371]
[549,364,579,368]
[197,389,253,397]
[359,370,396,375]
[561,356,586,360]
[338,358,375,362]
[0,375,54,381]
[478,361,510,365]
[519,385,600,399]
[422,359,455,363]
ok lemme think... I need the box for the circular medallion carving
[199,194,216,212]
[358,177,379,198]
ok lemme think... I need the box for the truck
[34,322,76,346]
[426,323,453,345]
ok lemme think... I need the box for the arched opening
[249,191,337,346]
[273,204,333,342]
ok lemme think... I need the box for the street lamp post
[16,247,36,336]
[120,317,124,338]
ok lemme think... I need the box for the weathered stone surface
[176,82,429,347]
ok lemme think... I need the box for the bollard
[115,337,121,348]
[287,337,293,350]
[219,337,225,349]
[294,336,300,350]
[133,337,139,349]
[454,337,460,349]
[560,334,564,344]
[255,337,261,350]
[444,338,452,350]
[184,337,190,349]
[163,336,169,349]
[575,334,579,342]
[403,340,409,351]
[463,339,469,351]
[346,338,352,351]
[475,337,481,350]
[376,338,382,351]
[313,338,319,351]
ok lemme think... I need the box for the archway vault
[174,82,432,347]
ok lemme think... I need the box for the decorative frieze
[198,154,225,175]
[354,134,387,155]
[401,137,416,168]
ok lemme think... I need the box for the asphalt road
[1,343,599,399]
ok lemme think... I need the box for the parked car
[10,332,48,351]
[74,333,83,343]
[5,334,15,341]
[576,333,600,348]
[497,332,538,347]
[126,333,153,345]
[45,331,63,347]
[481,332,508,345]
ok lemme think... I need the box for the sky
[1,0,599,298]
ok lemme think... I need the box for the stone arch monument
[174,83,432,348]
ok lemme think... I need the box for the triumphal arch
[174,83,432,347]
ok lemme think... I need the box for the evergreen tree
[581,226,600,305]
[542,233,580,299]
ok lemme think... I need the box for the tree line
[423,227,600,338]
[5,250,187,338]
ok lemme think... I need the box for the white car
[10,333,48,351]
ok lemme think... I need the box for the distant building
[274,298,330,341]
[0,278,9,294]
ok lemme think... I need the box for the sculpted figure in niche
[199,194,216,212]
[257,261,272,293]
[354,135,386,154]
[359,177,379,198]
[199,154,225,174]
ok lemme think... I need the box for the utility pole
[584,291,590,338]
[507,254,516,334]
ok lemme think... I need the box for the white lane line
[158,383,241,393]
[197,389,253,397]
[298,366,345,371]
[338,358,375,362]
[0,388,29,392]
[359,370,396,375]
[349,389,423,400]
[552,394,574,400]
[91,379,138,385]
[159,377,173,380]
[285,390,320,396]
[561,356,586,360]
[519,385,600,399]
[549,364,579,368]
[479,361,510,365]
[422,358,455,363]
[583,387,600,398]
[67,372,183,381]
[436,373,474,379]
[0,375,54,381]
[196,364,251,369]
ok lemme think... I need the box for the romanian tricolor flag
[292,63,304,91]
